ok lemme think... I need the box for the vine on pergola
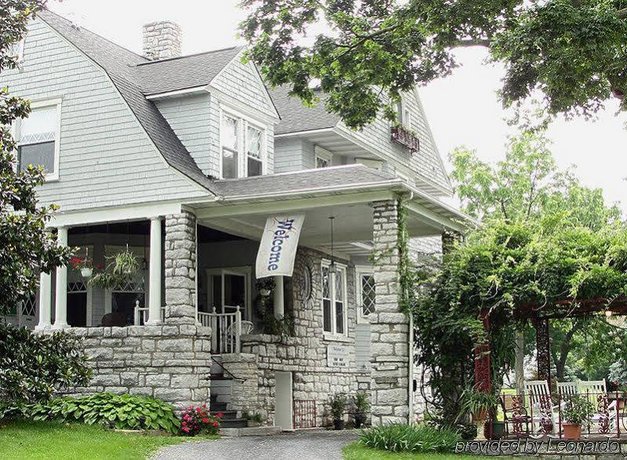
[411,216,627,425]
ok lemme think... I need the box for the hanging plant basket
[80,267,93,278]
[89,249,140,289]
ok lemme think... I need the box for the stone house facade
[2,9,469,428]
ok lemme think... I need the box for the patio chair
[500,393,531,437]
[580,379,617,433]
[524,380,558,435]
[557,381,578,398]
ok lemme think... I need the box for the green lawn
[0,420,199,460]
[343,443,499,460]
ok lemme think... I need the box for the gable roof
[268,85,340,135]
[38,9,227,194]
[136,47,243,96]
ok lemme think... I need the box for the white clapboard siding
[0,18,206,212]
[274,138,316,174]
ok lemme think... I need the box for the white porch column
[146,216,163,325]
[273,276,284,319]
[35,272,52,331]
[53,226,69,329]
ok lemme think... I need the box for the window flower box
[391,125,420,153]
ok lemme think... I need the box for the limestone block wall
[165,211,197,323]
[240,247,370,427]
[220,353,259,417]
[371,200,410,425]
[69,324,212,411]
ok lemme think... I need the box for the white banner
[255,214,305,278]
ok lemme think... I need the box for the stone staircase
[209,357,247,429]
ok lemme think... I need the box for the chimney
[142,21,182,60]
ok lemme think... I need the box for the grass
[343,443,499,460]
[0,420,212,460]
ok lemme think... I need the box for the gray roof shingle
[136,47,243,96]
[214,164,399,198]
[268,85,340,135]
[38,9,221,193]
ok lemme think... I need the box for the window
[16,100,61,180]
[356,269,376,323]
[396,101,411,128]
[314,145,332,169]
[321,261,347,335]
[220,110,266,179]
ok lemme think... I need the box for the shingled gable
[37,9,223,194]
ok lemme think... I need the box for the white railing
[133,301,165,325]
[198,305,242,354]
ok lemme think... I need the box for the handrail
[209,355,245,383]
[198,305,243,354]
[133,301,165,325]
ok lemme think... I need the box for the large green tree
[241,0,627,129]
[0,0,70,316]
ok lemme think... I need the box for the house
[1,9,469,429]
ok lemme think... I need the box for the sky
[50,0,627,214]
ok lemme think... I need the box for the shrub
[0,323,91,415]
[179,404,221,436]
[30,393,180,433]
[359,423,461,453]
[330,393,347,420]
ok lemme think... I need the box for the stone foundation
[68,324,212,411]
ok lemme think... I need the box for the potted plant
[562,395,594,439]
[460,389,500,440]
[330,393,347,430]
[89,249,140,289]
[353,392,369,428]
[242,411,264,427]
[69,255,93,278]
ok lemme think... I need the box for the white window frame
[355,266,375,324]
[314,145,333,169]
[321,260,348,337]
[219,107,267,179]
[395,100,412,129]
[14,98,62,182]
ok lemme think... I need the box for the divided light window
[220,111,265,179]
[16,101,60,180]
[321,262,347,335]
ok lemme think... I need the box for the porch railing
[133,301,166,325]
[197,305,242,354]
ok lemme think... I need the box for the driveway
[154,430,359,460]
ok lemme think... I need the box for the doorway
[206,267,251,320]
[275,371,294,431]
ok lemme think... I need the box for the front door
[207,267,250,319]
[275,371,294,431]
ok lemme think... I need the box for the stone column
[273,276,284,319]
[147,216,163,325]
[164,211,197,325]
[370,200,409,425]
[35,271,52,331]
[53,227,69,329]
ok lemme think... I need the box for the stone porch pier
[370,199,410,425]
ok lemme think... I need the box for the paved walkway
[154,430,359,460]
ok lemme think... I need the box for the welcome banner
[255,214,305,278]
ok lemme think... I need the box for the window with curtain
[221,111,265,179]
[221,114,239,179]
[321,262,347,335]
[246,125,263,177]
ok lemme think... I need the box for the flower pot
[80,267,93,278]
[562,423,582,440]
[333,419,344,430]
[260,289,271,297]
[354,413,367,429]
[484,420,505,440]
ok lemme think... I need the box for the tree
[241,0,627,129]
[451,131,625,382]
[0,0,70,317]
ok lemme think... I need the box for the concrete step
[220,426,283,437]
[213,410,237,420]
[209,401,228,412]
[220,418,248,429]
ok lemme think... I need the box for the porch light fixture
[328,216,337,274]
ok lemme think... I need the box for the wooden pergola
[474,297,627,392]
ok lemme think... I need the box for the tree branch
[455,39,492,48]
[618,7,627,19]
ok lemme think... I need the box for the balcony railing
[133,301,165,325]
[198,305,244,354]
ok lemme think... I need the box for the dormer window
[314,146,332,169]
[220,110,266,179]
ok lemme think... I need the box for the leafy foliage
[330,393,347,420]
[240,0,627,129]
[608,358,627,389]
[0,323,91,414]
[358,424,461,453]
[179,404,220,436]
[89,249,140,289]
[0,0,71,316]
[412,131,627,424]
[30,393,180,433]
[562,395,595,425]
